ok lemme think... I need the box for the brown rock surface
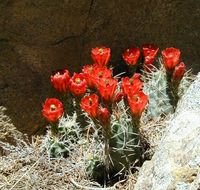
[0,0,199,135]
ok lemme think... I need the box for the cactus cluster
[41,45,194,186]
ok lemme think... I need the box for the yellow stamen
[75,78,81,84]
[98,71,104,77]
[133,95,139,101]
[89,98,93,105]
[50,104,56,111]
[99,48,103,54]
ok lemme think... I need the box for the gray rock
[135,73,200,190]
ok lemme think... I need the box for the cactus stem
[104,137,110,184]
[50,122,59,136]
[166,71,179,109]
[131,116,141,130]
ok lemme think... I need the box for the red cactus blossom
[42,98,64,122]
[82,64,98,88]
[51,69,70,93]
[80,94,99,118]
[90,66,112,88]
[162,47,181,70]
[142,44,159,70]
[97,77,118,102]
[173,62,186,81]
[91,47,111,67]
[114,91,125,103]
[121,73,143,96]
[127,91,148,117]
[122,46,140,65]
[98,107,110,125]
[69,73,87,96]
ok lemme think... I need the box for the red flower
[123,46,140,65]
[51,69,70,93]
[98,107,110,125]
[90,66,112,88]
[162,47,181,70]
[82,64,97,88]
[173,62,186,81]
[97,77,118,102]
[142,44,159,71]
[121,73,143,96]
[69,73,87,96]
[91,47,111,67]
[80,94,99,118]
[127,91,148,117]
[42,98,64,122]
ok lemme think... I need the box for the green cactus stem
[166,70,179,108]
[109,102,141,174]
[143,66,173,121]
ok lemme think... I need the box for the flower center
[88,66,93,73]
[75,78,81,84]
[99,48,103,54]
[89,98,93,105]
[105,79,110,86]
[98,71,104,78]
[50,104,57,111]
[133,95,139,101]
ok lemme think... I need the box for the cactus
[109,102,141,173]
[85,100,141,177]
[43,113,80,158]
[58,112,80,140]
[143,66,173,121]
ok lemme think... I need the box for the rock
[135,73,200,190]
[0,0,200,135]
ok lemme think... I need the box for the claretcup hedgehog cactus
[41,44,194,186]
[43,113,80,158]
[143,65,173,121]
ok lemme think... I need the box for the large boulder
[0,0,199,135]
[135,73,200,190]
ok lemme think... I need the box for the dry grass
[0,105,168,190]
[140,115,171,158]
[0,135,138,190]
